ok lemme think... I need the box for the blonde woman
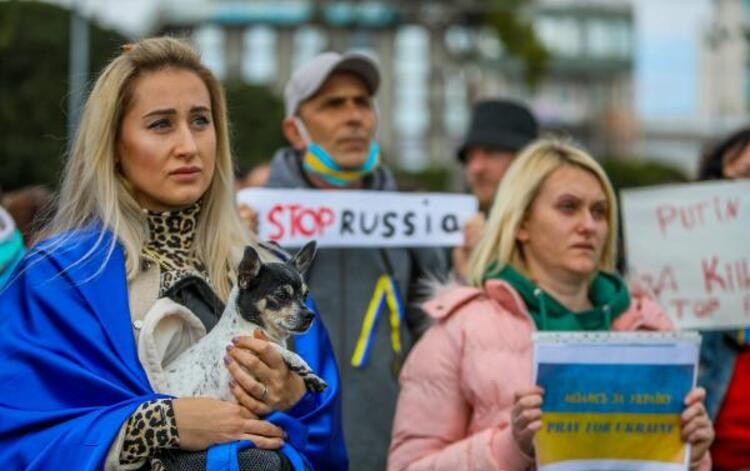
[388,138,713,471]
[0,37,346,471]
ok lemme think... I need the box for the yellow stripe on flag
[351,275,404,368]
[535,412,685,465]
[386,278,402,355]
[351,276,388,367]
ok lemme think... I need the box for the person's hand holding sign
[682,387,714,470]
[511,386,545,457]
[238,203,259,235]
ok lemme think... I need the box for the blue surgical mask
[294,117,381,187]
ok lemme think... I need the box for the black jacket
[266,147,448,470]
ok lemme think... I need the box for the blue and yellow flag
[351,274,405,369]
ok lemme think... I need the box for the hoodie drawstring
[534,287,548,331]
[603,304,612,330]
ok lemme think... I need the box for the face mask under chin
[301,140,381,187]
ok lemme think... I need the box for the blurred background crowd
[2,0,747,230]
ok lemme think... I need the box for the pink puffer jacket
[388,279,710,471]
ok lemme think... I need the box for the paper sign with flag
[533,332,700,471]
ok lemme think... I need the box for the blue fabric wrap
[0,228,348,471]
[205,296,348,471]
[206,413,308,471]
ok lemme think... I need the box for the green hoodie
[484,265,631,331]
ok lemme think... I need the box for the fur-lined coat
[387,279,711,471]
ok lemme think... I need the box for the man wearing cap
[265,51,447,470]
[452,99,539,277]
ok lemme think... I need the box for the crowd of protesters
[0,35,747,471]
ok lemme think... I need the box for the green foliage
[394,166,453,192]
[224,82,286,173]
[393,159,688,194]
[482,0,550,87]
[600,158,689,191]
[0,1,126,192]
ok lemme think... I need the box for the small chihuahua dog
[163,241,327,401]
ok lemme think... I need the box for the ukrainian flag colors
[350,274,404,368]
[536,412,684,465]
[535,363,693,471]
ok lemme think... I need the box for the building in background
[479,0,635,159]
[638,0,750,176]
[152,0,635,177]
[43,0,750,178]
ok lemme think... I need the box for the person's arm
[0,242,287,471]
[226,298,348,471]
[105,396,286,469]
[105,399,180,470]
[172,397,284,450]
[0,247,164,470]
[389,322,534,471]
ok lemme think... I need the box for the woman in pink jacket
[388,138,714,471]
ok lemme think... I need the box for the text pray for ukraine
[546,422,676,434]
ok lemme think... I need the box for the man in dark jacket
[452,99,538,278]
[265,51,447,470]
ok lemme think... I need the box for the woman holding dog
[387,138,714,471]
[0,37,346,471]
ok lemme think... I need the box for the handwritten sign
[621,181,750,330]
[236,188,478,248]
[533,332,700,471]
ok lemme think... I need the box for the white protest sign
[237,188,478,248]
[533,331,700,471]
[621,180,750,330]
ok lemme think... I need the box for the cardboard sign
[621,181,750,330]
[236,188,478,248]
[533,332,700,471]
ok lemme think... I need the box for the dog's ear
[289,241,316,276]
[237,245,262,289]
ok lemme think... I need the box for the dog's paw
[288,362,308,375]
[304,374,328,393]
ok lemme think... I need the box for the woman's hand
[226,330,306,415]
[172,397,285,451]
[682,387,714,469]
[511,386,544,457]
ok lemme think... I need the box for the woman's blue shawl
[0,229,348,470]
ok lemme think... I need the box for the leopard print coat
[120,399,179,468]
[120,202,211,469]
[140,201,210,296]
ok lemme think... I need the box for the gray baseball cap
[284,51,381,117]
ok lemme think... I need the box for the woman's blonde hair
[42,36,250,300]
[466,137,618,286]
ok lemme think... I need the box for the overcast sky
[46,0,158,36]
[632,0,710,120]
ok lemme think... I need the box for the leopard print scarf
[141,201,209,296]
